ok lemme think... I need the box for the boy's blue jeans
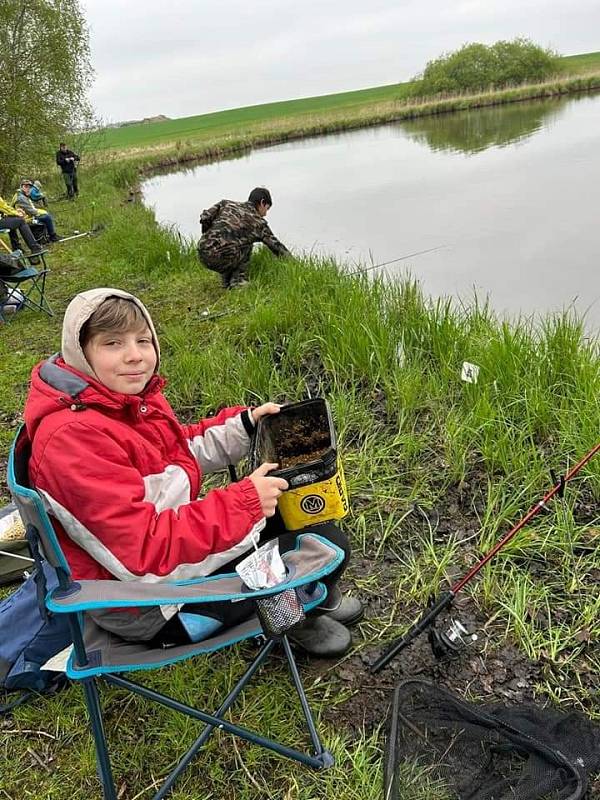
[33,214,56,238]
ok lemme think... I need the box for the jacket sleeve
[199,200,225,233]
[259,221,290,257]
[13,194,40,218]
[0,197,19,216]
[184,406,255,473]
[31,421,264,581]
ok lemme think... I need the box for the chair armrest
[47,533,343,613]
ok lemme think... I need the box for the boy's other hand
[249,462,288,517]
[251,403,281,423]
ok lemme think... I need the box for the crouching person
[197,187,290,289]
[23,289,362,655]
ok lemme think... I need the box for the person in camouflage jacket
[197,187,290,288]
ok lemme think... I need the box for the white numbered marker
[461,361,480,384]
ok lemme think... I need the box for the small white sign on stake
[395,340,406,367]
[461,361,480,384]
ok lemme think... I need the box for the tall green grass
[0,152,599,799]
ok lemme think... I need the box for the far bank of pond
[143,91,600,329]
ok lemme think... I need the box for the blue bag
[0,560,71,713]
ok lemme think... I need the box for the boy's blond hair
[79,297,149,348]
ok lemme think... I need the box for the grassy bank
[1,150,599,799]
[90,51,600,163]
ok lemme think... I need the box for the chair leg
[37,268,53,315]
[82,678,118,800]
[282,635,334,768]
[152,639,276,800]
[19,271,53,317]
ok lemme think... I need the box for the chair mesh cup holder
[255,586,305,637]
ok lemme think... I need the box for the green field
[94,50,600,154]
[96,83,412,151]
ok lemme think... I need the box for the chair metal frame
[0,236,52,321]
[7,428,339,800]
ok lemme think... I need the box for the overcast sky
[82,0,600,123]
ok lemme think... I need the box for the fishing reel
[428,616,478,660]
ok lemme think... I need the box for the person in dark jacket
[56,142,80,199]
[197,187,290,289]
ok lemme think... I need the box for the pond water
[143,92,600,328]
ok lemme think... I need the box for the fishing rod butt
[370,591,455,674]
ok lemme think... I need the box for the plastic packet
[0,504,25,542]
[236,540,286,590]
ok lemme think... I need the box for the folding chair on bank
[8,426,344,800]
[0,235,52,321]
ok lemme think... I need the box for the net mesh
[385,679,600,800]
[255,588,305,636]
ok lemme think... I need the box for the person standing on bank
[56,142,80,199]
[197,187,290,289]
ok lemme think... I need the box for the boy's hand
[248,462,288,517]
[251,403,281,423]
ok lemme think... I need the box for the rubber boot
[317,585,364,626]
[229,267,249,288]
[288,615,351,657]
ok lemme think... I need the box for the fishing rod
[56,224,105,244]
[371,441,600,673]
[348,244,449,277]
[57,231,93,243]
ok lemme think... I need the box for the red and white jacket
[24,356,265,583]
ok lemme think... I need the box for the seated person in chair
[13,179,61,243]
[30,180,48,208]
[0,195,43,255]
[23,289,362,655]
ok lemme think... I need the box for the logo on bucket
[300,494,326,515]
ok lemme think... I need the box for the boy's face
[83,325,157,395]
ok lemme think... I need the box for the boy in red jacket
[24,288,361,655]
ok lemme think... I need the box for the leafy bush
[413,38,560,97]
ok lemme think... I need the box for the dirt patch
[297,477,600,798]
[318,597,542,736]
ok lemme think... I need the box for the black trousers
[1,216,39,251]
[152,518,350,647]
[62,171,78,198]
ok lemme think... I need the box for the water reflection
[398,95,571,155]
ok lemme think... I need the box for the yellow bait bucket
[250,398,349,530]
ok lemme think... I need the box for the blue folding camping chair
[8,426,344,799]
[0,238,52,322]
